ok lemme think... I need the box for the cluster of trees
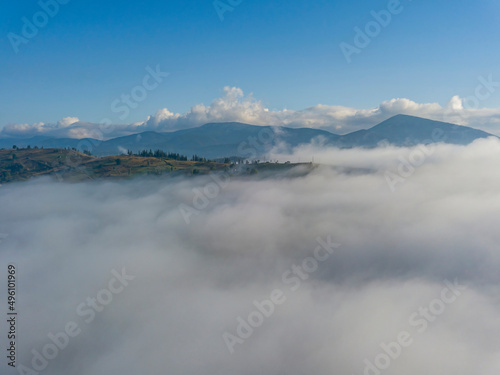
[131,149,189,161]
[130,150,278,166]
[11,145,40,150]
[0,163,25,182]
[191,155,208,162]
[8,145,94,156]
[129,150,257,165]
[130,149,243,163]
[5,144,274,167]
[7,163,24,174]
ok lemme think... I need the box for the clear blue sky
[1,0,499,126]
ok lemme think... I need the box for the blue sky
[1,0,500,129]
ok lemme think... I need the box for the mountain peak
[0,115,495,158]
[359,114,494,146]
[199,121,256,129]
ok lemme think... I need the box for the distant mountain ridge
[0,115,495,159]
[335,114,494,147]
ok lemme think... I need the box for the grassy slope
[0,148,228,183]
[0,148,314,183]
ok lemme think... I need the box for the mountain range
[0,115,495,159]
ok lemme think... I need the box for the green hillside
[0,147,312,184]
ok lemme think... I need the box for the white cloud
[2,140,500,374]
[447,95,464,111]
[1,121,48,137]
[0,117,84,139]
[57,116,80,128]
[141,86,281,131]
[3,88,500,139]
[141,89,500,135]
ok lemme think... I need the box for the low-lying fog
[1,138,500,375]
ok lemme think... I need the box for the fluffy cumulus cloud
[141,87,280,131]
[1,140,500,374]
[142,87,500,134]
[3,88,500,139]
[0,121,48,137]
[57,116,80,128]
[0,116,88,139]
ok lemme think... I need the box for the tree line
[129,149,214,162]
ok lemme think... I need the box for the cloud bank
[1,140,500,374]
[3,87,500,139]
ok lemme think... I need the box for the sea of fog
[1,138,500,375]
